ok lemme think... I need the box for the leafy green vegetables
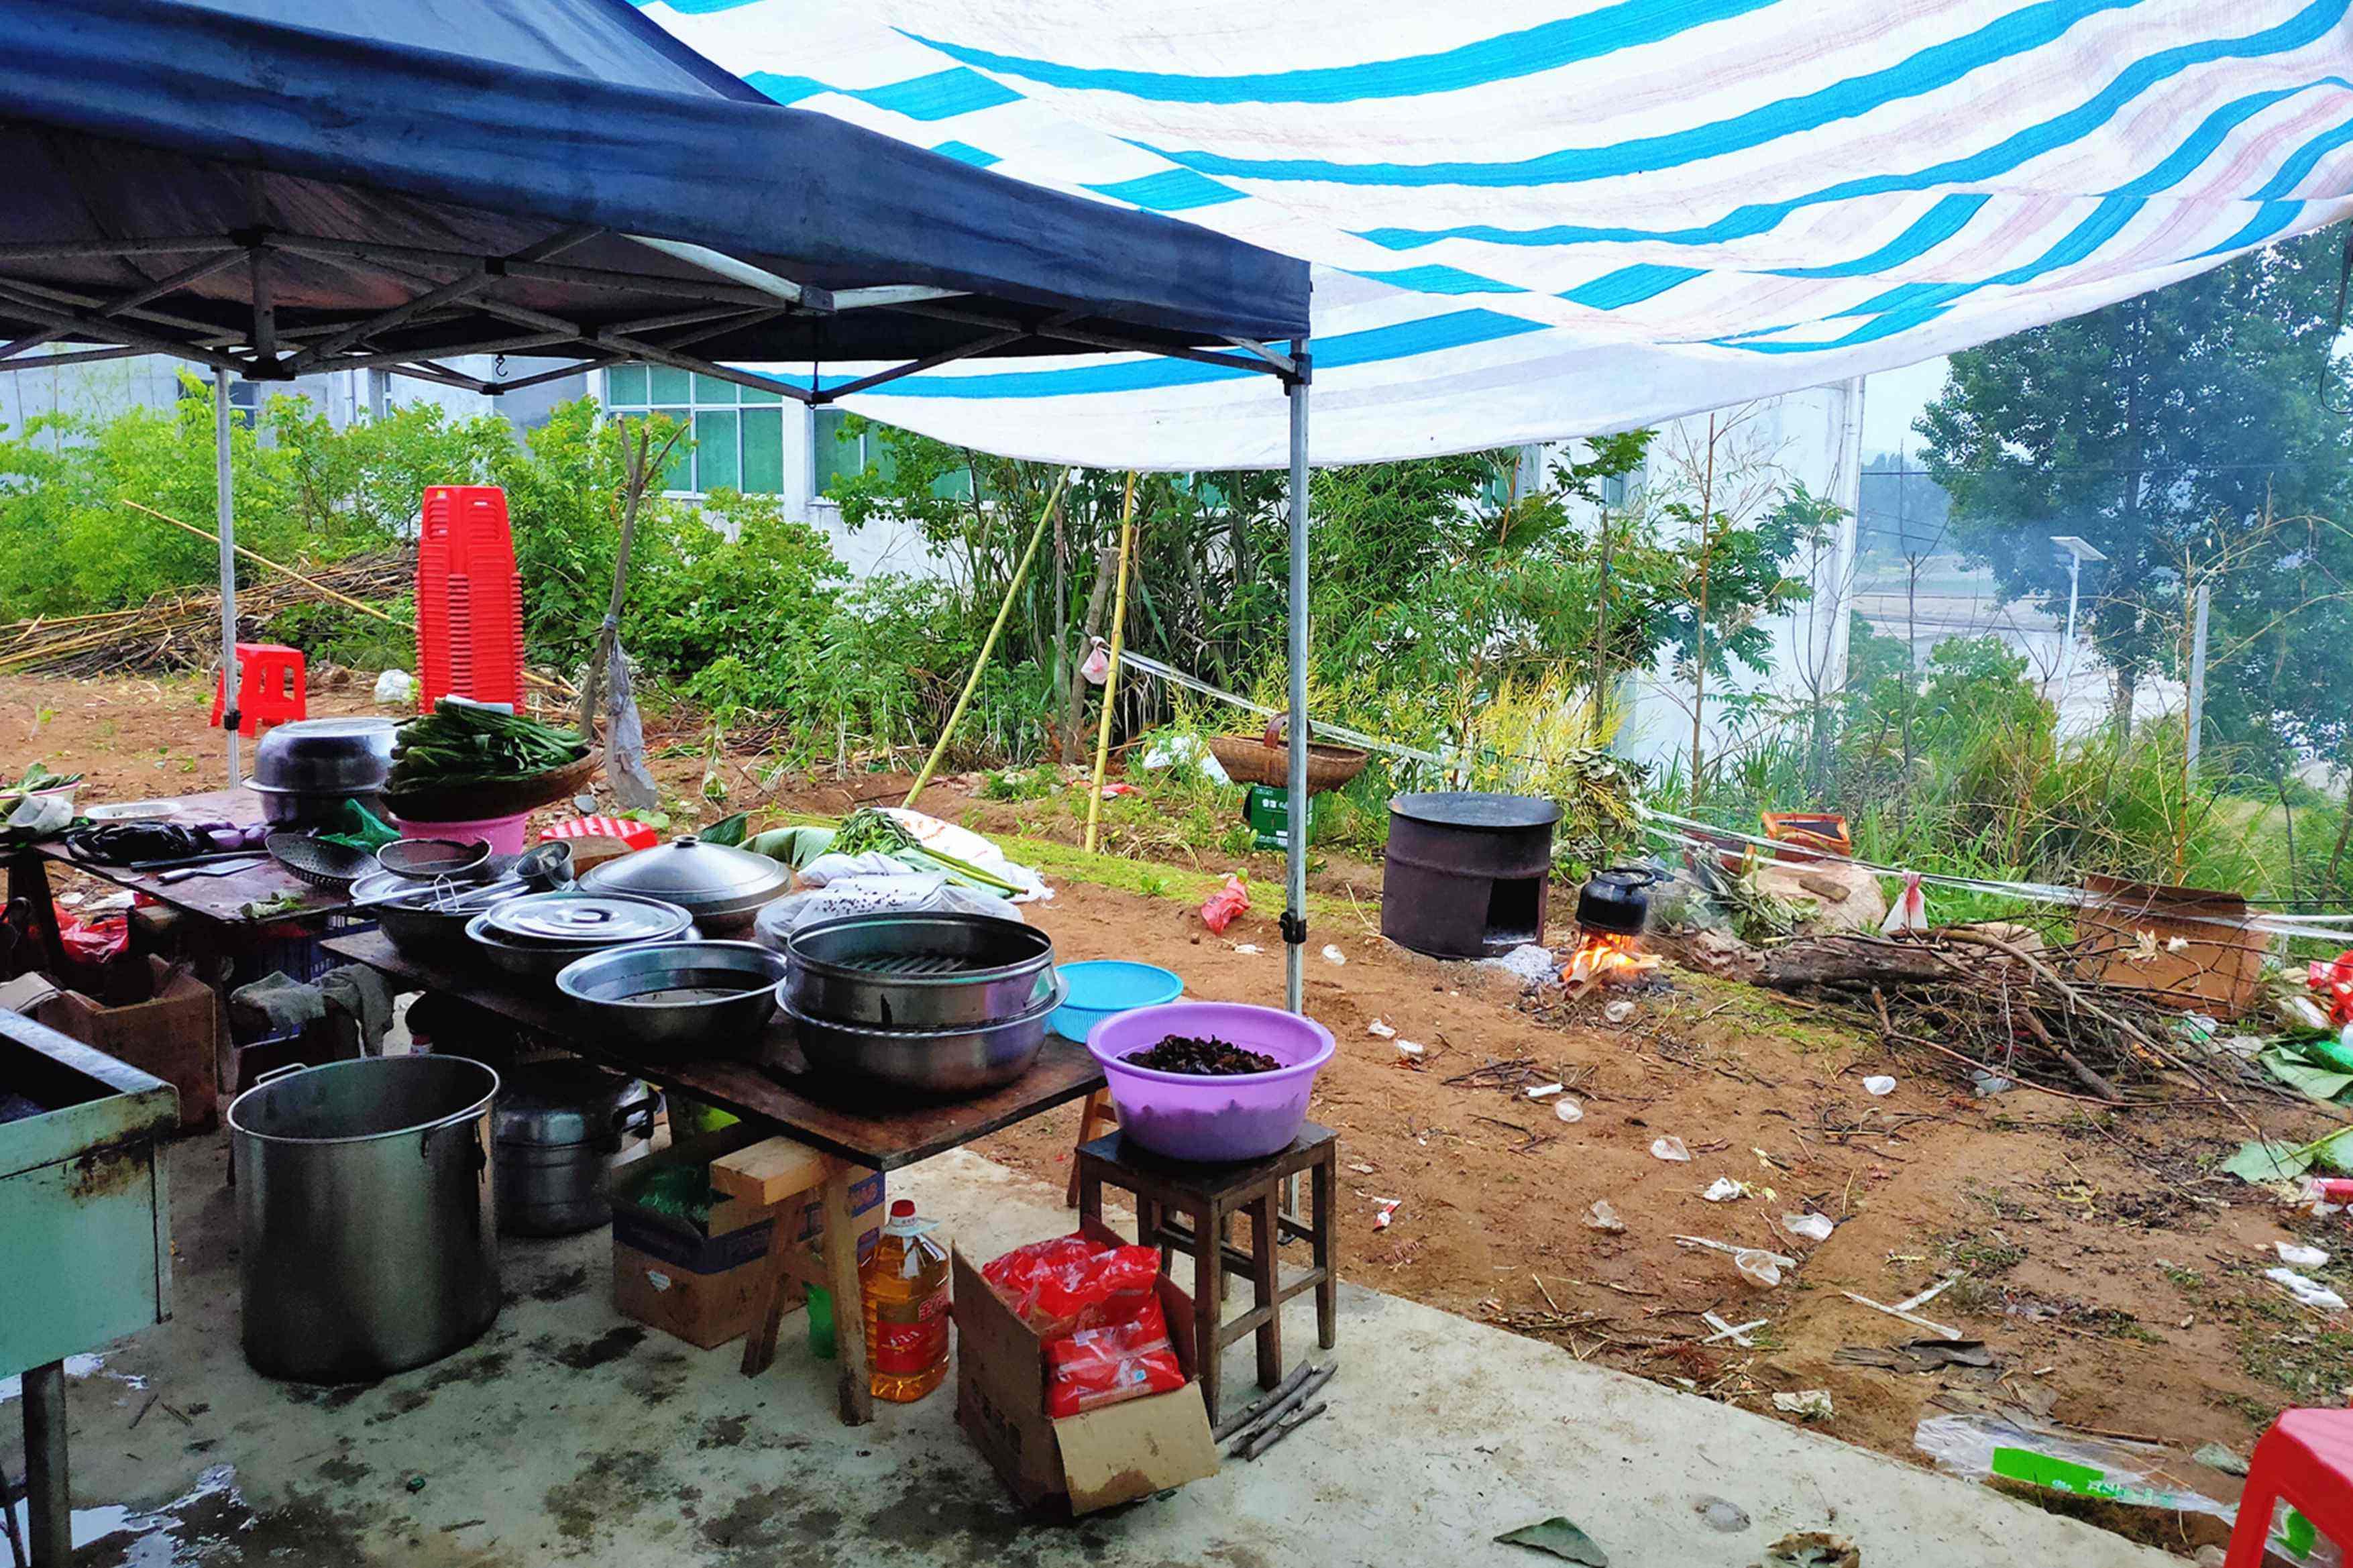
[388,700,587,792]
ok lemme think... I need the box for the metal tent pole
[1284,338,1310,1015]
[215,368,240,787]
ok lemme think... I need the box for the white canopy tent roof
[649,0,2353,467]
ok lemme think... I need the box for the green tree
[1916,227,2353,745]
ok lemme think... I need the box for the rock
[1797,871,1851,903]
[1751,860,1887,934]
[1694,1496,1751,1533]
[2192,1441,2248,1477]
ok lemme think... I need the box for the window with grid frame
[813,408,971,501]
[602,366,785,496]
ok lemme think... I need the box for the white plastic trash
[372,668,415,706]
[2267,1268,2347,1312]
[1784,1213,1837,1242]
[1863,1075,1897,1096]
[1583,1200,1625,1233]
[2275,1242,2332,1270]
[1702,1178,1747,1202]
[1651,1137,1692,1162]
[1553,1099,1584,1123]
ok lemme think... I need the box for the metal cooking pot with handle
[492,1062,657,1236]
[227,1056,500,1382]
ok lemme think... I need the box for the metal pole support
[22,1359,69,1567]
[215,366,241,789]
[1282,338,1311,1017]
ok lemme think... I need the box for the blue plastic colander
[1048,960,1183,1041]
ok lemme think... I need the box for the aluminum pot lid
[579,836,791,915]
[486,891,693,945]
[494,1061,655,1147]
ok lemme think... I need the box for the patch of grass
[1949,1237,2028,1276]
[2165,1264,2207,1294]
[2240,1324,2353,1400]
[1682,985,1863,1055]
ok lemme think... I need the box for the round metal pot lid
[494,1061,655,1147]
[485,891,694,945]
[1388,791,1562,830]
[579,836,791,917]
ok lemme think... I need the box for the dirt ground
[11,669,2349,1553]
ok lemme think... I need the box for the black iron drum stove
[1380,791,1562,959]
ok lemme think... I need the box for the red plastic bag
[1200,874,1250,934]
[1046,1295,1184,1417]
[2311,951,2353,1026]
[981,1233,1162,1337]
[58,913,128,964]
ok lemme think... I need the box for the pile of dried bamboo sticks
[1756,927,2281,1119]
[0,553,410,677]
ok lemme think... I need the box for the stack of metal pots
[245,717,396,826]
[765,912,1065,1097]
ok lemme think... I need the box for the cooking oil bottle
[862,1200,950,1402]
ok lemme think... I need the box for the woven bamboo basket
[1206,733,1370,794]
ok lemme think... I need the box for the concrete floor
[3,1134,2180,1568]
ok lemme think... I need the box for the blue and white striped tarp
[640,0,2353,467]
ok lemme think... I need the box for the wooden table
[20,789,350,929]
[8,788,353,973]
[321,929,1106,1424]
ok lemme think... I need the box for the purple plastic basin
[1087,1001,1335,1162]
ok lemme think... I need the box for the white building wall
[1532,381,1865,773]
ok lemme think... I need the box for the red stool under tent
[209,642,306,736]
[2224,1408,2353,1565]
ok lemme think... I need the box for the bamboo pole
[1083,473,1140,854]
[121,497,404,626]
[117,496,571,697]
[903,468,1071,808]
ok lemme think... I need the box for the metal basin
[250,717,396,793]
[781,913,1056,1029]
[556,940,787,1060]
[781,972,1067,1097]
[353,871,529,961]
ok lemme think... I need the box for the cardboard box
[3,957,218,1130]
[608,1133,881,1350]
[2078,875,2266,1019]
[953,1219,1219,1515]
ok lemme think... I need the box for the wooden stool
[1064,1088,1116,1207]
[1075,1123,1337,1423]
[712,1137,874,1426]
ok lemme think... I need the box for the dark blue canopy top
[0,0,1309,386]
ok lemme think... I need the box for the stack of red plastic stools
[210,642,307,736]
[415,484,524,712]
[2225,1408,2353,1564]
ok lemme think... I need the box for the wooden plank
[818,1166,873,1425]
[321,930,1105,1172]
[712,1139,835,1208]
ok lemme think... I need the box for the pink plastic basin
[391,811,529,856]
[1087,1001,1334,1162]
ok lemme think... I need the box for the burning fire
[1562,930,1661,988]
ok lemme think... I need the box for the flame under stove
[1562,927,1663,988]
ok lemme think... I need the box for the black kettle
[1575,866,1658,936]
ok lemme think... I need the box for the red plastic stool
[210,642,306,736]
[2224,1408,2349,1565]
